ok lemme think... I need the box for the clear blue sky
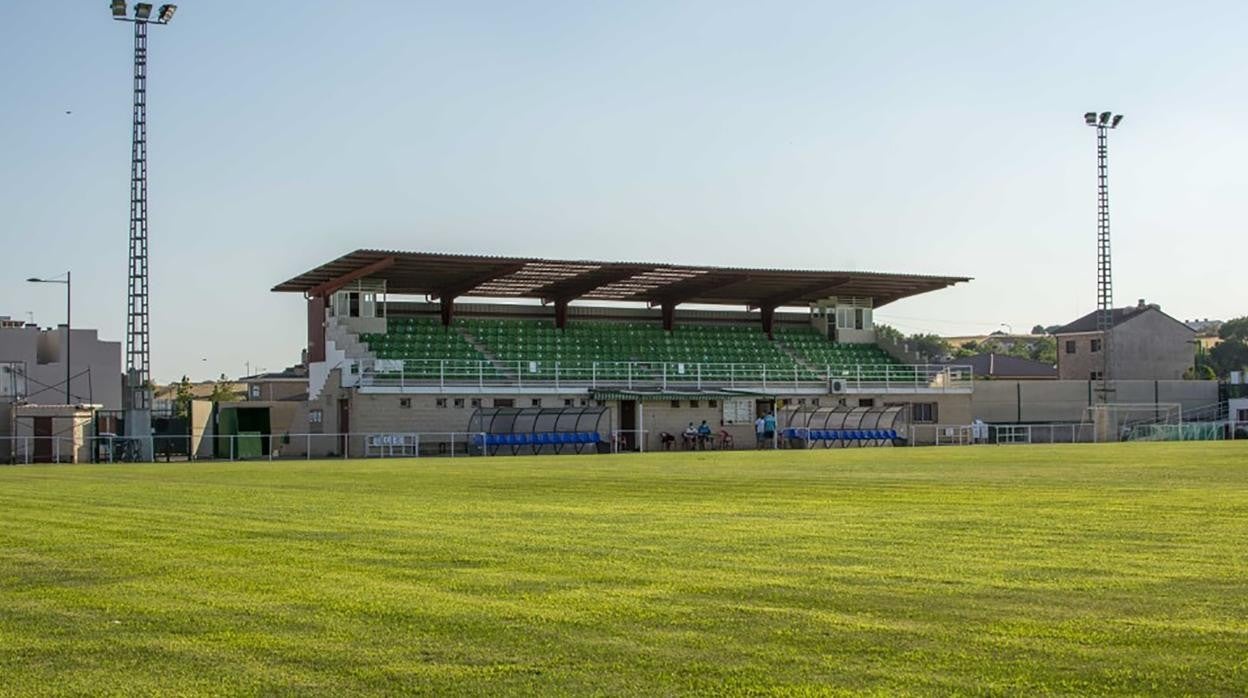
[3,1,1245,382]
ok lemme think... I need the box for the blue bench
[783,428,898,446]
[476,432,602,453]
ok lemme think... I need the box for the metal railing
[1,436,82,464]
[355,358,973,393]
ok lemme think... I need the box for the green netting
[1128,423,1225,441]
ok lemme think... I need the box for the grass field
[2,443,1247,695]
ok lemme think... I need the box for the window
[530,398,542,407]
[399,398,411,409]
[493,398,514,408]
[1090,371,1103,381]
[708,400,718,408]
[1090,338,1102,353]
[689,400,700,408]
[836,306,870,330]
[858,398,875,408]
[454,398,465,408]
[580,399,589,406]
[1238,409,1248,422]
[435,398,447,408]
[564,398,575,407]
[911,403,938,423]
[811,398,820,406]
[1065,340,1076,354]
[308,409,323,424]
[470,398,481,408]
[250,385,261,399]
[671,400,682,408]
[796,398,806,405]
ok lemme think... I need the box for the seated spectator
[718,430,734,450]
[682,423,698,449]
[697,420,713,449]
[659,431,676,450]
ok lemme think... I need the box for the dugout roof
[273,249,969,308]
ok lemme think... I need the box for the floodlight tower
[1083,110,1123,400]
[112,2,177,459]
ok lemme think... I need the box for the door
[32,417,53,462]
[619,400,637,451]
[338,398,351,457]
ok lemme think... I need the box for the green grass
[2,443,1247,696]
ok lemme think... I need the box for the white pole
[638,402,645,453]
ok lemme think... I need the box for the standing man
[763,411,777,449]
[754,413,767,449]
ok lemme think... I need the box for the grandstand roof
[274,250,969,308]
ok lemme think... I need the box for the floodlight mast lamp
[112,3,176,459]
[1084,110,1123,400]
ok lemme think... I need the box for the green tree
[909,334,950,361]
[1218,316,1248,343]
[874,324,903,343]
[1028,336,1057,364]
[1210,340,1248,378]
[174,375,194,418]
[209,373,238,403]
[1031,324,1046,335]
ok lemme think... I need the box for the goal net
[1082,403,1183,443]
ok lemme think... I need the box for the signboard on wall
[722,398,754,425]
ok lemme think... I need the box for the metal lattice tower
[1084,111,1122,400]
[114,3,177,459]
[126,19,151,418]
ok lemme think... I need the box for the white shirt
[755,417,766,433]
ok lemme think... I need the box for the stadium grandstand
[266,250,975,456]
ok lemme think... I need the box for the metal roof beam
[306,256,395,298]
[748,278,853,310]
[430,263,527,300]
[637,273,751,306]
[534,266,651,304]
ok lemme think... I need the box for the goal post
[1083,403,1183,443]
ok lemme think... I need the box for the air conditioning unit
[829,378,847,394]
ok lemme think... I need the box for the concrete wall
[8,405,95,463]
[971,380,1217,423]
[245,380,306,402]
[0,326,122,411]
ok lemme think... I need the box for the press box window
[399,398,411,409]
[453,398,465,408]
[435,398,447,408]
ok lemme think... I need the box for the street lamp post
[27,273,72,404]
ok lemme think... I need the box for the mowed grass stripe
[1,442,1246,695]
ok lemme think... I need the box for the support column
[306,294,327,363]
[760,305,776,339]
[440,297,455,327]
[555,299,569,330]
[661,302,676,332]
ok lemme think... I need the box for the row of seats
[472,432,602,447]
[783,428,900,441]
[456,318,808,380]
[778,327,918,381]
[361,316,906,382]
